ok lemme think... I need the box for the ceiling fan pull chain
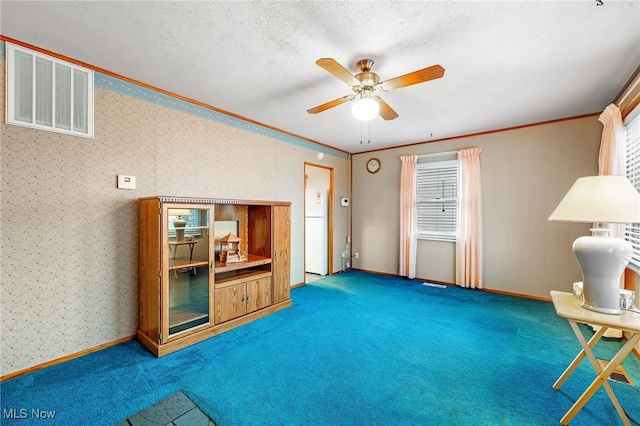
[368,124,371,144]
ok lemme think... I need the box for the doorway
[304,163,333,283]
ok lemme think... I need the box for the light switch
[117,175,136,190]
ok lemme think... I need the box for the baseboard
[0,334,136,382]
[351,268,550,302]
[481,287,551,302]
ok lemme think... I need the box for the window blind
[169,210,208,237]
[625,107,640,268]
[416,159,458,241]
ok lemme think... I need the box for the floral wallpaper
[0,41,350,376]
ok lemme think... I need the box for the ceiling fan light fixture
[352,97,379,121]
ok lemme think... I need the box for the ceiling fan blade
[307,95,355,114]
[316,58,361,86]
[380,64,445,91]
[375,97,399,121]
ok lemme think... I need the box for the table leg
[554,325,607,390]
[171,244,178,278]
[560,323,640,426]
[189,242,196,275]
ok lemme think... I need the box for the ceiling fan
[307,58,445,121]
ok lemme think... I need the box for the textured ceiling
[1,1,639,154]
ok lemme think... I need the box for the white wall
[351,116,601,299]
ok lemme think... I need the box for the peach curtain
[593,103,626,337]
[399,155,418,278]
[598,103,626,239]
[456,148,483,288]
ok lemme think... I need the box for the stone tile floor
[116,391,216,426]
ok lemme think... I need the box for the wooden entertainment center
[138,196,291,356]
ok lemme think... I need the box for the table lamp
[170,209,192,242]
[548,175,640,314]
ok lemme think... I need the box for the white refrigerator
[305,188,328,275]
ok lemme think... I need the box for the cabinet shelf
[214,254,271,273]
[168,260,209,271]
[168,312,209,335]
[214,254,271,288]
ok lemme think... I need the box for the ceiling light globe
[352,98,379,121]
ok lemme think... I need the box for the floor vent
[597,359,635,385]
[423,282,447,289]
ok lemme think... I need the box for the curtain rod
[417,150,458,160]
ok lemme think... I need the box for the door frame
[304,162,334,280]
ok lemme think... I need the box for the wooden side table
[550,291,640,425]
[168,240,198,277]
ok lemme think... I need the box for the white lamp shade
[548,176,640,224]
[351,98,379,121]
[169,208,192,217]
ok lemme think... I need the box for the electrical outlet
[354,252,359,259]
[341,251,347,258]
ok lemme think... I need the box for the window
[625,106,640,269]
[6,43,94,138]
[416,157,458,242]
[168,209,209,238]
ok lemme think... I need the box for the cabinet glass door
[164,205,213,338]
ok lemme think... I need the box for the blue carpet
[1,271,639,425]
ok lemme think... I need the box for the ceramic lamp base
[174,218,187,242]
[573,233,632,315]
